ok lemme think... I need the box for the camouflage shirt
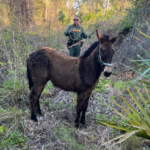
[64,24,88,44]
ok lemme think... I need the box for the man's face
[73,17,79,25]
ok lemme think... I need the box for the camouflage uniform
[64,24,88,57]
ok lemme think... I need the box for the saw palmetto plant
[124,29,150,81]
[100,83,150,146]
[100,29,150,146]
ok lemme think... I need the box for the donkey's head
[96,29,119,77]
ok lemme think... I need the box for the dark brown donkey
[27,29,118,127]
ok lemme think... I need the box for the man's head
[73,17,79,26]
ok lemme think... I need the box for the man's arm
[82,30,93,39]
[82,29,88,39]
[64,26,72,36]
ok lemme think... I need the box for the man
[64,17,92,57]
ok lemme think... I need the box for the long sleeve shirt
[64,24,88,43]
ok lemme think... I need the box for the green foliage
[0,107,27,149]
[0,30,32,108]
[49,102,66,110]
[100,83,150,146]
[41,98,68,111]
[43,82,53,95]
[0,129,28,149]
[5,130,27,147]
[113,80,131,91]
[28,31,37,36]
[119,0,150,31]
[58,10,70,25]
[95,78,130,94]
[95,78,112,93]
[121,136,143,150]
[119,14,135,32]
[0,29,32,149]
[0,126,4,134]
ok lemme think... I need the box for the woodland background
[0,0,150,150]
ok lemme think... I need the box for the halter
[98,44,113,69]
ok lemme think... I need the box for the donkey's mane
[80,34,110,59]
[80,41,99,59]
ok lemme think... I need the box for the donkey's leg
[36,88,44,116]
[80,95,91,125]
[75,92,86,128]
[30,84,45,122]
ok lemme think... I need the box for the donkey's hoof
[80,120,87,128]
[80,119,85,125]
[39,112,43,116]
[74,122,79,128]
[37,110,43,116]
[31,115,38,122]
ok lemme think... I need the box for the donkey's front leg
[80,92,92,125]
[80,97,90,125]
[75,92,85,128]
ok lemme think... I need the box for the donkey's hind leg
[30,84,45,122]
[36,88,44,116]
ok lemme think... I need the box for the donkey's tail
[27,61,33,90]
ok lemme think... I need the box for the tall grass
[0,29,32,108]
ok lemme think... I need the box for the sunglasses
[73,19,78,21]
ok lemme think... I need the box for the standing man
[64,17,92,57]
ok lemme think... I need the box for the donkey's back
[27,47,81,91]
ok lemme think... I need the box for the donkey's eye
[101,51,105,55]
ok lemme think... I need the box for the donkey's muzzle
[104,66,112,77]
[104,71,112,77]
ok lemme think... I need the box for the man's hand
[70,29,74,33]
[89,32,94,38]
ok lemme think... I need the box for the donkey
[27,29,119,127]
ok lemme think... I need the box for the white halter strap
[98,44,113,67]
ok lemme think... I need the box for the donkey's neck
[79,47,102,89]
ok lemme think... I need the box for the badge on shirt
[73,29,81,32]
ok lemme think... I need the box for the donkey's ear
[96,29,103,43]
[110,36,119,44]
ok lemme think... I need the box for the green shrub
[119,0,150,32]
[0,107,27,149]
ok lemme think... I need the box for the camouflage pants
[68,45,81,57]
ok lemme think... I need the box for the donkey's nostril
[104,71,112,77]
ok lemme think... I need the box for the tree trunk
[104,0,109,15]
[25,0,30,26]
[14,0,31,27]
[43,0,47,22]
[106,0,109,10]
